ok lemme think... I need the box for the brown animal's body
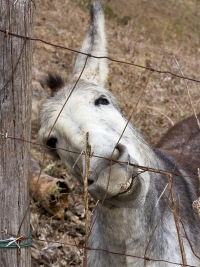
[157,114,200,180]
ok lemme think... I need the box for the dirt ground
[31,0,200,266]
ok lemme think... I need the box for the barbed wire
[30,237,199,267]
[1,28,200,84]
[0,132,198,180]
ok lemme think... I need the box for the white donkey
[39,2,200,266]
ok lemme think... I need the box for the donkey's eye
[46,137,57,149]
[95,97,109,106]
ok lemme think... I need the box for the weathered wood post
[0,1,34,266]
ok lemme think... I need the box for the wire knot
[0,232,33,249]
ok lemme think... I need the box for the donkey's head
[39,2,154,207]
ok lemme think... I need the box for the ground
[31,0,200,266]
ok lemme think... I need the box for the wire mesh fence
[0,1,200,267]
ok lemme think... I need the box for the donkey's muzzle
[88,144,136,200]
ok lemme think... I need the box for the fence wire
[0,21,200,267]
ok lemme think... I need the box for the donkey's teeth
[119,177,133,193]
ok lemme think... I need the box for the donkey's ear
[72,2,108,86]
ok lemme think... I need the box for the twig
[173,55,200,130]
[144,197,169,267]
[180,218,200,260]
[83,132,91,267]
[155,182,169,207]
[147,106,174,126]
[169,174,187,266]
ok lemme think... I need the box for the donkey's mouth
[114,173,142,203]
[118,175,135,195]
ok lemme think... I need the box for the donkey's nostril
[114,144,125,160]
[88,179,94,186]
[115,144,130,162]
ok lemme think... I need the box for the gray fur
[39,2,200,266]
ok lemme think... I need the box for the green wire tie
[0,232,33,249]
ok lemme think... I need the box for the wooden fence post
[0,1,34,266]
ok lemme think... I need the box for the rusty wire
[1,28,200,84]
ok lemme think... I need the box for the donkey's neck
[92,204,147,241]
[88,178,172,267]
[90,185,160,245]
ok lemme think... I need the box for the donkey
[38,2,200,266]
